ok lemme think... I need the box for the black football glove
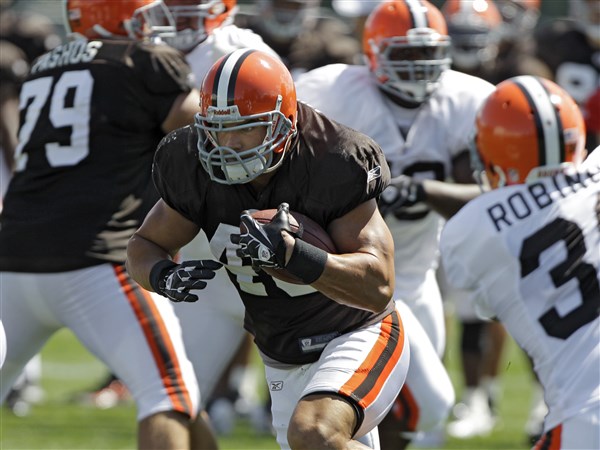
[149,259,223,303]
[378,174,426,217]
[232,202,296,271]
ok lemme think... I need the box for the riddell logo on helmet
[207,105,240,119]
[212,109,233,115]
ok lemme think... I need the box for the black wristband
[149,259,177,294]
[284,239,328,284]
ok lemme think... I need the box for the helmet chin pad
[195,107,294,184]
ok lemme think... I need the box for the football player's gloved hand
[378,174,426,217]
[149,259,223,303]
[232,202,294,271]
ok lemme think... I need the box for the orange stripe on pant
[339,309,405,410]
[114,264,194,418]
[534,425,562,450]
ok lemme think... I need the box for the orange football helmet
[195,49,297,184]
[474,76,586,189]
[363,0,451,105]
[163,0,237,51]
[64,0,176,40]
[442,0,502,72]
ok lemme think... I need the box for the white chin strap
[224,159,267,183]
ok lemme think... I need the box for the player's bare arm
[292,199,395,313]
[161,89,201,133]
[422,151,483,219]
[126,199,200,291]
[421,179,482,219]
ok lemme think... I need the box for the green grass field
[1,317,535,449]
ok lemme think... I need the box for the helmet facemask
[447,23,500,72]
[195,95,294,184]
[369,28,451,104]
[163,0,236,52]
[130,1,178,40]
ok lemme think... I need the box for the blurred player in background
[0,1,217,448]
[235,0,361,78]
[0,39,26,210]
[331,0,383,38]
[493,0,550,83]
[443,0,550,84]
[296,0,495,447]
[0,0,61,417]
[534,0,600,150]
[442,0,503,79]
[441,75,599,450]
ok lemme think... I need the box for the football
[241,209,336,284]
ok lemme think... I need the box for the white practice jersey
[441,157,600,431]
[296,64,494,302]
[185,25,278,85]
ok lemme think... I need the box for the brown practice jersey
[0,39,193,272]
[152,101,393,365]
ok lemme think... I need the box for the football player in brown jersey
[128,48,411,449]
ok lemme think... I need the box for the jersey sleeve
[307,129,391,221]
[440,202,496,319]
[152,127,203,223]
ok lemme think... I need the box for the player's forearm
[312,252,394,313]
[126,233,173,291]
[422,179,482,219]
